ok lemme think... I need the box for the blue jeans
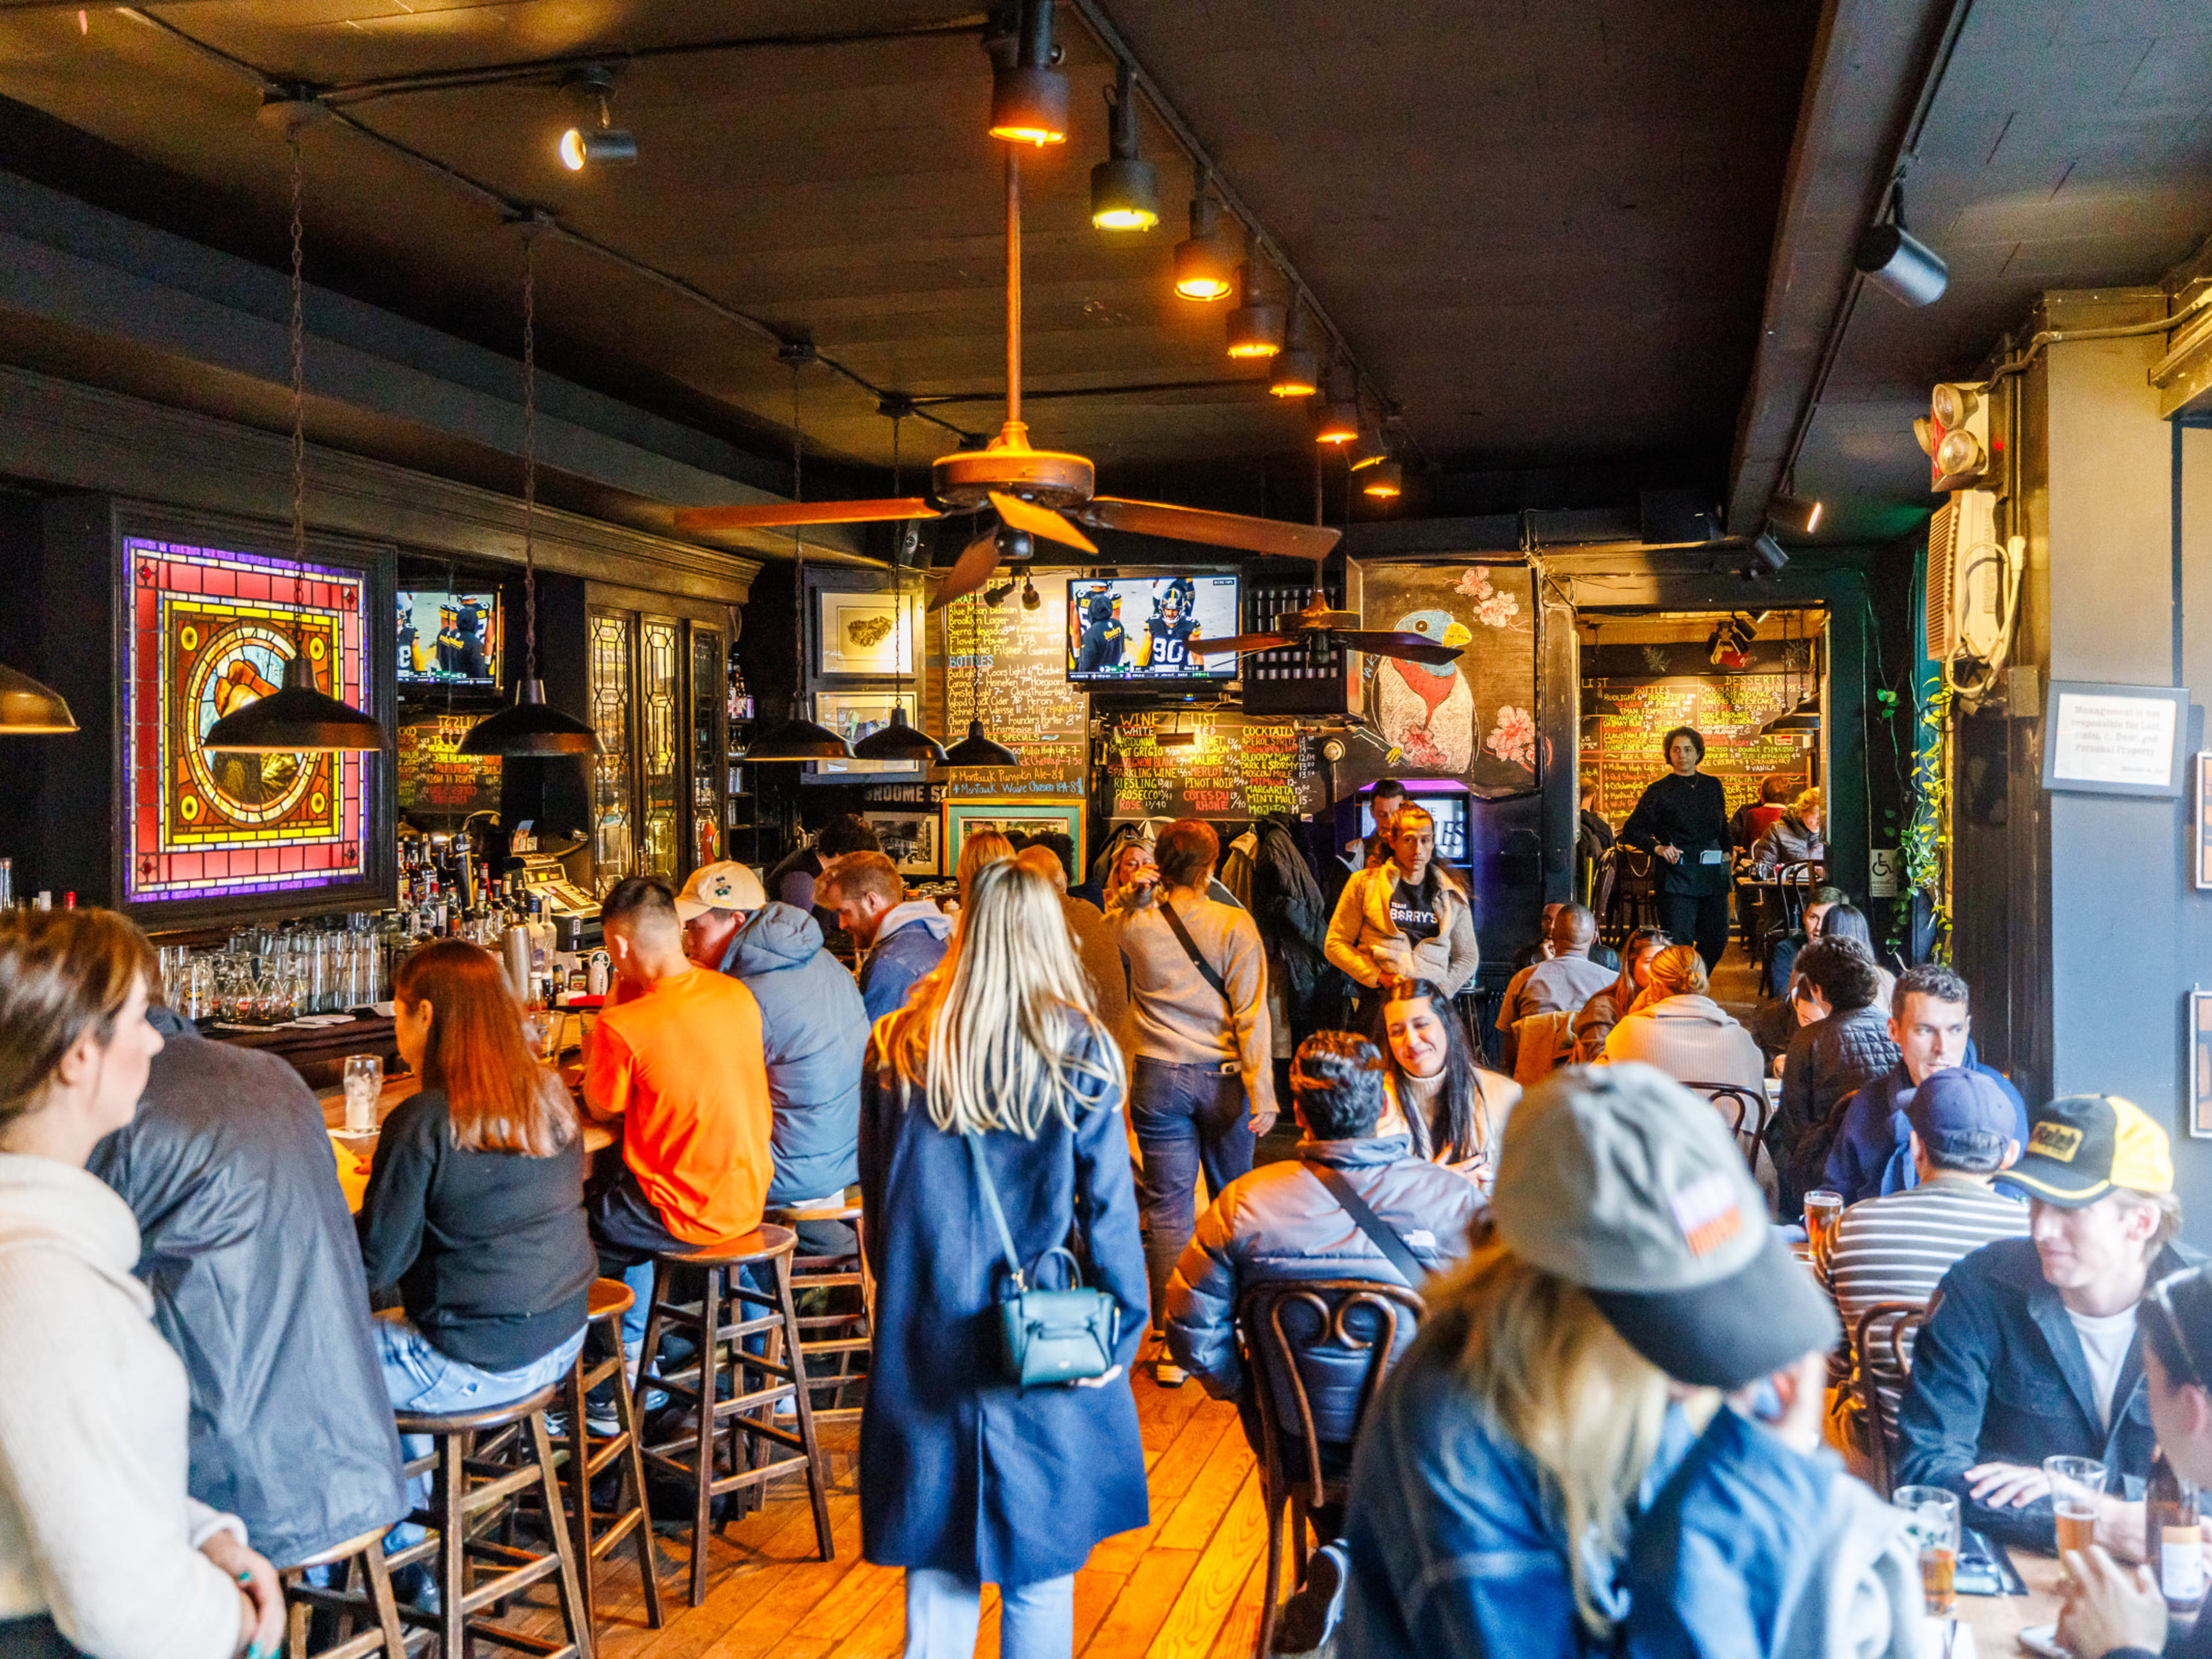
[376,1318,586,1547]
[903,1568,1074,1659]
[1129,1057,1253,1328]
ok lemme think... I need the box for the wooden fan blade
[988,492,1097,554]
[1078,499,1341,561]
[1335,631,1464,666]
[926,530,1003,612]
[1307,609,1361,626]
[674,497,940,532]
[1192,634,1293,657]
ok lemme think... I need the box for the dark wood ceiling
[0,0,1822,512]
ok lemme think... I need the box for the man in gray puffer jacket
[674,862,869,1219]
[1164,1031,1484,1497]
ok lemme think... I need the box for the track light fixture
[1855,184,1946,307]
[1172,182,1238,301]
[558,68,637,172]
[1269,300,1320,398]
[1347,421,1388,471]
[1225,260,1286,359]
[1745,531,1789,578]
[1090,62,1158,230]
[1361,459,1403,500]
[1767,491,1824,537]
[986,0,1069,147]
[1314,364,1359,446]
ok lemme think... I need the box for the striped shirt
[1826,1174,2031,1422]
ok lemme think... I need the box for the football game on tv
[1066,575,1240,684]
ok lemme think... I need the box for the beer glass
[341,1054,382,1135]
[1802,1188,1844,1275]
[1892,1486,1959,1615]
[2045,1456,2107,1556]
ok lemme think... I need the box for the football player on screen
[1136,586,1202,672]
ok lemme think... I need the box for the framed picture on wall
[2191,987,2212,1139]
[815,588,921,677]
[805,690,924,780]
[2197,754,2212,889]
[863,808,940,876]
[942,799,1085,872]
[2040,680,2188,797]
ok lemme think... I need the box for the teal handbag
[965,1130,1121,1389]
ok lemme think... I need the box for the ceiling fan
[1192,583,1465,668]
[671,151,1339,609]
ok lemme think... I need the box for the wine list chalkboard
[930,574,1088,800]
[397,712,502,820]
[1105,711,1325,821]
[1580,675,1811,822]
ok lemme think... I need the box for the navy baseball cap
[1905,1068,2018,1156]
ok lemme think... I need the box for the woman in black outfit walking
[1619,726,1734,974]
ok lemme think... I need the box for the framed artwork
[120,529,391,916]
[942,799,1085,870]
[2197,755,2212,889]
[807,689,924,780]
[2192,987,2212,1139]
[863,808,940,876]
[816,587,921,677]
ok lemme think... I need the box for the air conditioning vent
[1925,489,2001,661]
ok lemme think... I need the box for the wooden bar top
[320,1073,615,1211]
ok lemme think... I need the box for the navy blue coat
[856,1024,1149,1586]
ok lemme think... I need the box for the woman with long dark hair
[1366,979,1519,1192]
[359,941,597,1457]
[859,857,1147,1658]
[1620,727,1734,973]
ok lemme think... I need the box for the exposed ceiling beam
[1724,0,1967,536]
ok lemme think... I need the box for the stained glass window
[589,609,635,894]
[122,537,374,907]
[640,618,680,883]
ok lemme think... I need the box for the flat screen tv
[1067,574,1240,685]
[397,588,501,691]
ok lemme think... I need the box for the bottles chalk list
[397,712,502,819]
[1105,712,1325,821]
[930,575,1088,800]
[1580,676,1811,822]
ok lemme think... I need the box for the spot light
[1855,185,1946,308]
[1768,491,1823,536]
[1314,364,1359,446]
[1269,301,1319,397]
[1090,62,1158,229]
[987,0,1069,147]
[1361,459,1402,499]
[1173,185,1238,301]
[1745,531,1789,577]
[1347,422,1387,471]
[558,68,636,171]
[1225,260,1286,359]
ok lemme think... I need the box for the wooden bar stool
[551,1278,665,1631]
[389,1382,593,1658]
[632,1224,835,1605]
[276,1528,407,1659]
[765,1196,874,1423]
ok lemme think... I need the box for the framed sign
[805,690,925,781]
[2198,755,2212,889]
[2040,680,2188,797]
[863,808,940,876]
[2192,987,2212,1139]
[942,799,1085,872]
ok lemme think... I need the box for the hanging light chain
[522,230,539,673]
[287,132,308,621]
[791,363,806,718]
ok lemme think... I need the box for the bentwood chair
[1684,1081,1774,1166]
[1240,1279,1426,1659]
[1853,1300,1932,1495]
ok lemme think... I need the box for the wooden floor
[507,1367,1279,1659]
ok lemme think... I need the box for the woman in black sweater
[1619,725,1734,974]
[359,941,595,1499]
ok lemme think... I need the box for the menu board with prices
[397,712,502,820]
[1104,712,1325,821]
[1580,676,1810,822]
[929,575,1088,800]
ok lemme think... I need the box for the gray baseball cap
[1491,1062,1839,1389]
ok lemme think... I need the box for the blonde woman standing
[858,858,1148,1659]
[0,910,284,1659]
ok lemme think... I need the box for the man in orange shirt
[583,875,776,1372]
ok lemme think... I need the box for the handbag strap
[1160,901,1233,1012]
[965,1130,1029,1294]
[1304,1161,1425,1289]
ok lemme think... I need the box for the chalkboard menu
[397,712,502,820]
[1580,676,1812,821]
[1105,712,1325,821]
[929,574,1088,800]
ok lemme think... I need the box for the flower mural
[1486,704,1536,772]
[1453,565,1524,629]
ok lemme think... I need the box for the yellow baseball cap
[1999,1093,2173,1206]
[673,861,765,922]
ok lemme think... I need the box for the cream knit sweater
[0,1154,247,1659]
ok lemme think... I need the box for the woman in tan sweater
[0,910,282,1659]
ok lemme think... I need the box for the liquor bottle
[2151,1446,2205,1611]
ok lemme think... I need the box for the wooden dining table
[1955,1547,2067,1654]
[318,1072,615,1213]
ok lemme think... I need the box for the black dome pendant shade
[0,662,78,735]
[458,677,600,756]
[745,699,857,762]
[203,650,386,752]
[944,718,1019,768]
[852,704,946,763]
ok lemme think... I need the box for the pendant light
[853,412,947,764]
[986,0,1069,147]
[460,231,603,757]
[204,129,386,755]
[1089,62,1159,230]
[1761,613,1821,735]
[0,664,77,736]
[1172,179,1237,301]
[1225,259,1286,359]
[941,593,1018,768]
[745,360,855,762]
[1313,362,1360,446]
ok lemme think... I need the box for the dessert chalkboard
[1580,676,1812,821]
[1105,712,1325,821]
[930,575,1088,800]
[397,712,502,820]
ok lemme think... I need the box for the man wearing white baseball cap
[672,861,869,1226]
[1338,1063,1915,1658]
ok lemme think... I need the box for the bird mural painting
[1373,609,1476,772]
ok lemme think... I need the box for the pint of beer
[1803,1189,1843,1277]
[1893,1486,1960,1616]
[2044,1456,2108,1556]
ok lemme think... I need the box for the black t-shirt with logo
[1389,879,1439,944]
